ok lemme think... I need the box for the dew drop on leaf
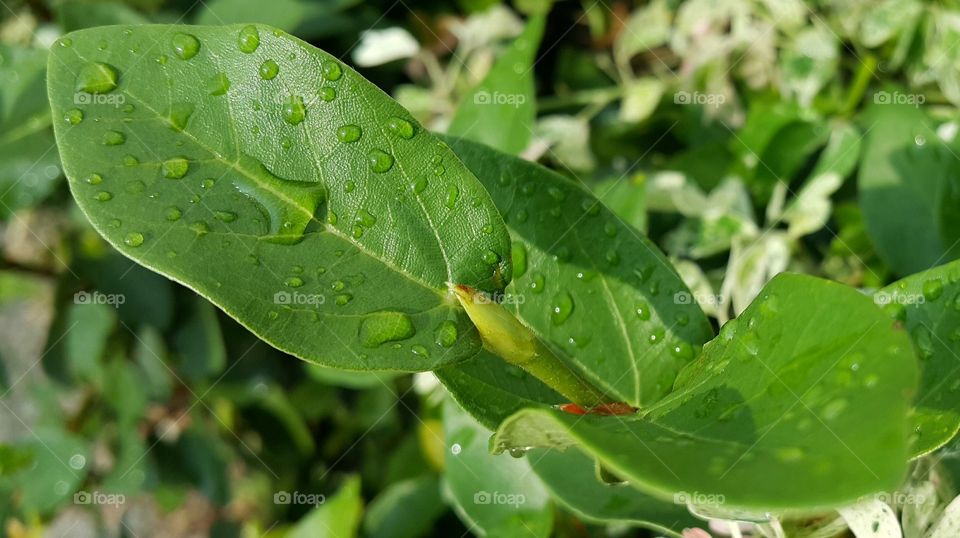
[64,109,83,125]
[434,320,458,348]
[103,130,125,146]
[550,291,574,325]
[318,87,336,102]
[168,102,195,132]
[259,59,279,80]
[529,272,545,294]
[171,33,200,60]
[445,185,459,208]
[165,206,182,221]
[411,177,428,193]
[285,276,304,288]
[282,96,306,125]
[237,25,260,53]
[635,301,650,320]
[336,124,362,143]
[411,344,429,357]
[322,61,342,80]
[85,173,103,185]
[214,210,237,222]
[162,157,189,179]
[124,232,144,247]
[189,221,210,236]
[335,293,353,305]
[387,117,415,139]
[367,149,394,173]
[512,242,527,278]
[481,250,499,265]
[94,191,113,201]
[76,62,119,94]
[923,278,944,301]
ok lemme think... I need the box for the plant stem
[452,284,610,408]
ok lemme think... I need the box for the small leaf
[492,274,918,510]
[287,475,363,538]
[448,15,544,154]
[442,398,554,537]
[445,136,714,408]
[876,259,960,456]
[48,25,512,372]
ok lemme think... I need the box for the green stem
[841,53,877,117]
[452,285,610,408]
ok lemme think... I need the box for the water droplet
[551,291,574,325]
[103,130,125,146]
[208,72,231,95]
[635,301,650,320]
[581,198,600,216]
[171,33,200,60]
[411,177,428,194]
[605,249,620,265]
[822,399,847,421]
[76,62,118,94]
[282,95,306,125]
[336,124,361,143]
[335,293,353,305]
[604,222,618,237]
[189,221,210,236]
[64,109,83,125]
[923,278,944,301]
[165,206,182,221]
[912,325,935,359]
[268,311,279,320]
[285,276,304,288]
[318,87,336,102]
[529,273,545,294]
[356,209,377,227]
[123,154,139,166]
[59,37,73,48]
[648,327,665,345]
[238,25,260,53]
[482,250,500,265]
[85,173,103,185]
[108,219,121,228]
[125,180,145,193]
[124,232,144,247]
[445,185,459,208]
[162,157,189,179]
[322,61,342,80]
[515,209,528,223]
[387,117,415,139]
[775,447,804,462]
[368,149,394,173]
[434,320,458,348]
[214,210,237,222]
[433,165,446,176]
[671,342,694,360]
[168,102,195,132]
[411,344,430,357]
[512,242,527,278]
[259,59,279,80]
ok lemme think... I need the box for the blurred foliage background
[2,0,960,536]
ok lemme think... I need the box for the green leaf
[877,259,960,456]
[288,475,363,538]
[0,45,61,218]
[858,103,960,276]
[530,448,697,533]
[5,427,88,515]
[492,274,919,511]
[48,24,512,372]
[444,136,714,407]
[447,15,544,154]
[442,398,554,537]
[363,475,446,538]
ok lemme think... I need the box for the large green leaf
[447,15,544,154]
[858,103,960,276]
[877,259,960,457]
[442,398,554,537]
[444,136,714,407]
[48,24,512,372]
[493,274,919,511]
